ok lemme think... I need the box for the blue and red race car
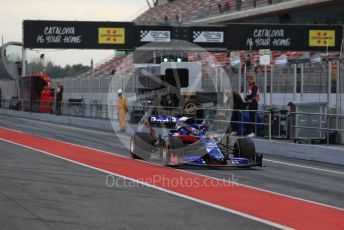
[130,116,263,168]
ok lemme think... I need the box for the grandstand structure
[135,0,295,25]
[0,0,342,109]
[49,0,343,109]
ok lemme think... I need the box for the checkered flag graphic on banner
[140,30,149,39]
[193,31,202,40]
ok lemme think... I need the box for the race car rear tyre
[130,132,154,160]
[233,138,256,160]
[162,137,183,166]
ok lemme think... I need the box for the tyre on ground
[130,132,154,160]
[233,138,256,160]
[162,136,183,166]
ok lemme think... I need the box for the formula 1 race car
[129,116,263,168]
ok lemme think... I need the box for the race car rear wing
[149,116,177,127]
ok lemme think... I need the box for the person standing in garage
[224,90,244,135]
[117,89,128,133]
[55,82,64,115]
[244,75,259,137]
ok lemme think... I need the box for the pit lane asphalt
[0,116,278,230]
[0,114,343,227]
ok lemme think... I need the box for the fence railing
[1,98,344,145]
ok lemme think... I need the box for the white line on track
[0,137,293,230]
[257,138,344,152]
[4,116,343,176]
[0,118,344,201]
[1,126,344,214]
[264,159,344,175]
[0,127,23,133]
[0,115,130,138]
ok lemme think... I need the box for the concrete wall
[0,108,115,131]
[254,139,344,166]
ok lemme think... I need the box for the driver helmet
[178,117,200,136]
[178,117,192,127]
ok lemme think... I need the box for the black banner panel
[23,20,135,49]
[227,24,342,51]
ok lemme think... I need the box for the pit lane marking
[1,126,343,212]
[4,115,343,176]
[0,137,292,230]
[264,159,344,175]
[2,127,344,230]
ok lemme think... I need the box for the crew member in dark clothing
[224,2,230,13]
[244,75,259,137]
[55,82,64,115]
[236,0,241,10]
[218,3,223,14]
[224,90,244,135]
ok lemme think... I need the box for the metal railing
[194,107,272,140]
[1,98,344,145]
[289,111,344,145]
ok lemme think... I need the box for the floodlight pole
[21,21,26,77]
[20,22,26,99]
[245,43,253,98]
[300,63,304,101]
[270,65,273,106]
[215,66,218,92]
[238,62,242,96]
[153,51,156,64]
[89,77,91,104]
[327,61,332,110]
[243,62,247,95]
[336,60,340,129]
[264,65,267,107]
[293,64,297,101]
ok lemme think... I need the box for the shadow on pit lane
[143,159,262,171]
[166,165,262,171]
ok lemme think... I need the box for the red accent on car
[173,133,199,142]
[170,153,179,165]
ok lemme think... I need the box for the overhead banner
[227,24,342,51]
[23,21,343,51]
[23,20,134,49]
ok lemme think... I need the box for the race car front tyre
[162,137,183,166]
[256,153,263,167]
[233,138,256,160]
[130,132,154,160]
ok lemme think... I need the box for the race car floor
[0,114,344,229]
